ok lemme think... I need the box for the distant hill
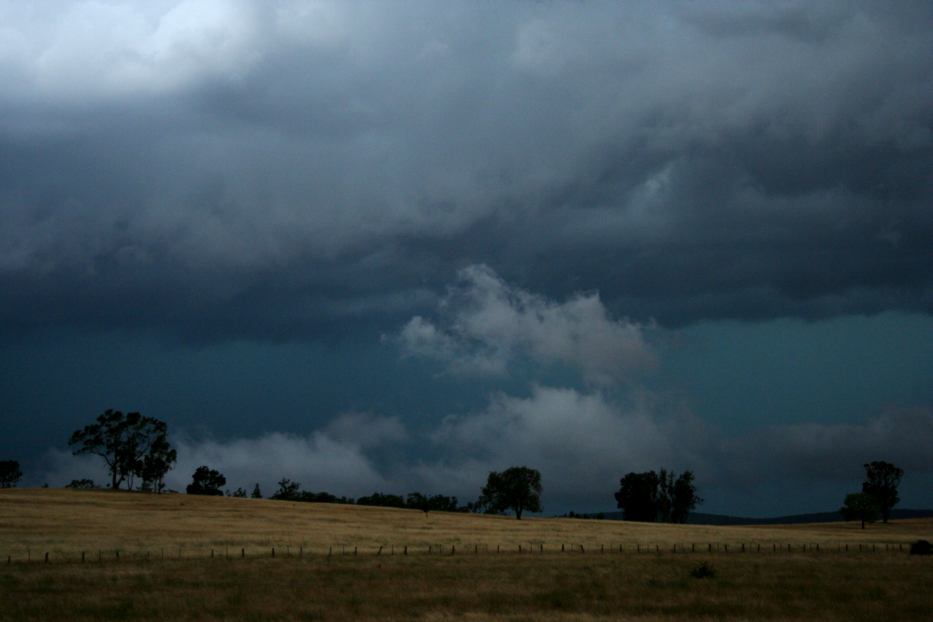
[598,508,933,526]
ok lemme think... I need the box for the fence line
[1,541,908,565]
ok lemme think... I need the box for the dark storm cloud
[1,1,931,340]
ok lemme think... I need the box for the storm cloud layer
[2,1,931,340]
[3,2,932,515]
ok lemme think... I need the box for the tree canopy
[840,492,881,529]
[862,461,903,523]
[614,469,701,523]
[186,466,226,496]
[68,410,175,491]
[479,466,542,520]
[0,460,22,488]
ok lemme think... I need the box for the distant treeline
[268,481,473,513]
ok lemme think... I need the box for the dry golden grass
[1,489,932,620]
[1,488,929,562]
[2,549,932,621]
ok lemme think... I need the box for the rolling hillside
[2,488,930,560]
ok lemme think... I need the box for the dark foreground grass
[0,552,930,621]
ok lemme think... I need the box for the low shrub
[690,561,716,579]
[909,540,932,556]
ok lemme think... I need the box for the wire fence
[3,541,913,565]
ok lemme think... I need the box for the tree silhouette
[186,466,226,496]
[671,471,702,523]
[251,483,262,499]
[0,460,22,488]
[271,478,301,500]
[614,471,659,521]
[68,410,175,491]
[615,469,701,523]
[479,466,542,520]
[840,492,881,529]
[862,461,903,523]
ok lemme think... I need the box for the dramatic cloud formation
[398,265,654,385]
[1,1,930,340]
[37,397,933,514]
[4,2,931,515]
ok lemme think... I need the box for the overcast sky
[1,1,931,516]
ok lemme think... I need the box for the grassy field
[1,489,931,620]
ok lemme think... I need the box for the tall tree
[0,460,22,488]
[614,469,701,523]
[671,471,701,523]
[479,466,542,520]
[614,471,660,522]
[139,421,176,493]
[656,469,674,523]
[840,492,881,529]
[271,478,301,500]
[186,466,226,496]
[862,461,903,523]
[68,410,175,491]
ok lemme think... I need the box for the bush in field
[65,478,97,489]
[910,540,932,556]
[186,466,226,496]
[690,561,716,579]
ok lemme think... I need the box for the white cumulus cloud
[397,264,656,386]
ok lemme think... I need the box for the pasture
[1,489,931,620]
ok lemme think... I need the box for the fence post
[708,543,712,552]
[540,544,544,553]
[44,552,49,563]
[241,548,245,558]
[116,551,120,561]
[82,551,86,563]
[497,545,500,553]
[562,543,565,552]
[403,546,407,556]
[519,544,522,554]
[272,547,275,559]
[354,547,357,556]
[741,543,745,553]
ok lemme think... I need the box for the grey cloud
[1,1,931,341]
[34,401,933,512]
[167,430,391,496]
[397,265,655,386]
